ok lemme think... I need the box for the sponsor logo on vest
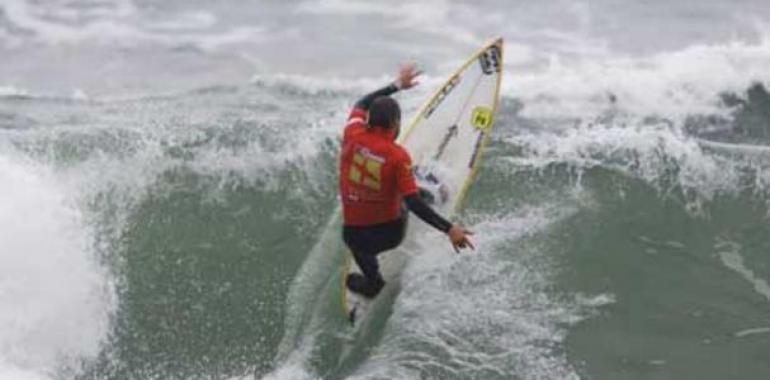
[348,146,386,191]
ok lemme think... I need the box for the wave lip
[507,31,770,119]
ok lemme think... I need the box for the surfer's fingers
[400,63,418,74]
[464,229,474,235]
[465,239,476,250]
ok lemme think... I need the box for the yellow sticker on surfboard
[471,106,493,130]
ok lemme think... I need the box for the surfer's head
[368,96,401,139]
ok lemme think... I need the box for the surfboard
[342,38,504,325]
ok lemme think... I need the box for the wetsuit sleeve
[354,83,400,111]
[404,194,453,233]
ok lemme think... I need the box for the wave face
[2,1,770,379]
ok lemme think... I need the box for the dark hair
[368,96,401,129]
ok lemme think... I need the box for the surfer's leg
[342,217,407,298]
[343,226,386,298]
[345,264,384,298]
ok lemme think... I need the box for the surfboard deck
[342,37,504,326]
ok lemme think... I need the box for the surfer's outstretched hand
[395,63,421,90]
[448,225,475,253]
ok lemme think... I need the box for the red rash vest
[339,108,419,226]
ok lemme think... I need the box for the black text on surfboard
[423,75,461,119]
[479,45,501,75]
[433,124,459,160]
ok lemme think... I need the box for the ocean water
[1,1,770,379]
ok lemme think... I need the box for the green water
[3,82,770,380]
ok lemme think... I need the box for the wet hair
[368,96,401,129]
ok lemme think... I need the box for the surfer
[339,64,475,299]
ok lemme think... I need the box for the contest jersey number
[348,150,383,191]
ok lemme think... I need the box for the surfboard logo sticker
[478,45,501,75]
[471,106,493,130]
[424,74,461,119]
